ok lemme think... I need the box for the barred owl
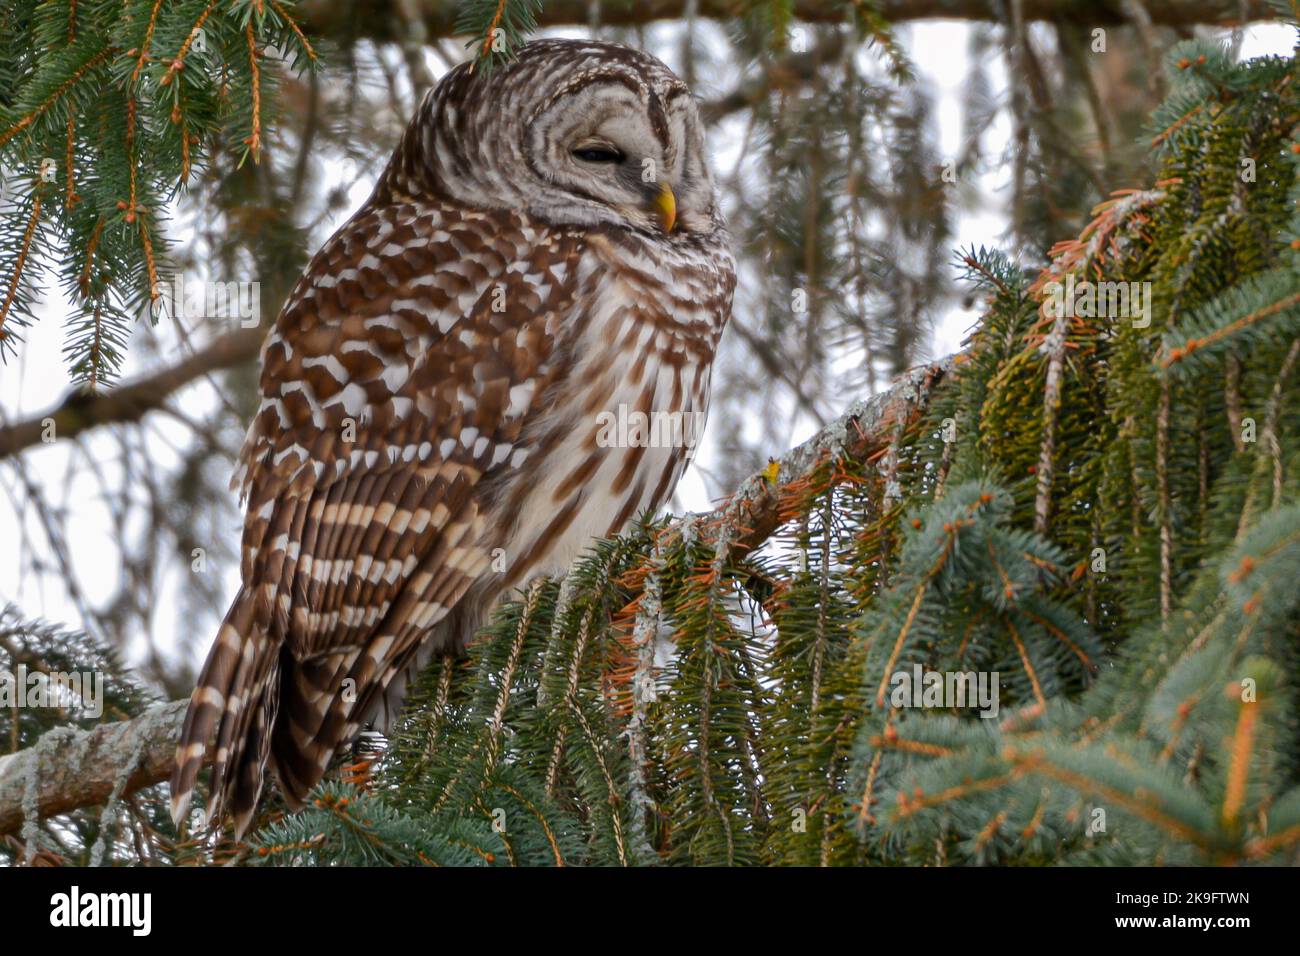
[171,39,735,835]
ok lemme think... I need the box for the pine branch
[0,0,318,382]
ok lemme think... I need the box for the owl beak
[654,183,677,233]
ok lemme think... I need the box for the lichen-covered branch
[703,356,954,558]
[0,700,186,837]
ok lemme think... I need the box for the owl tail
[170,590,282,840]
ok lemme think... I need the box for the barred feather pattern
[171,39,735,837]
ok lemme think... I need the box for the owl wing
[172,200,585,830]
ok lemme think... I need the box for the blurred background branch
[298,0,1275,40]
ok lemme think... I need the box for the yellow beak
[654,182,677,233]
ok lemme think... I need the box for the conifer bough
[0,0,318,385]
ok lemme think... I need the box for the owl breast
[490,227,734,584]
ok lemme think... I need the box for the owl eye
[572,145,625,164]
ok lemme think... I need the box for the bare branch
[0,327,263,460]
[701,31,846,125]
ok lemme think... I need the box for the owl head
[381,39,722,238]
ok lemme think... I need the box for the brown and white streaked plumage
[171,39,735,836]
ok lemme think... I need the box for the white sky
[1,21,1294,671]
